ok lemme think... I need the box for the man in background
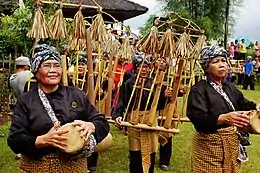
[9,56,32,160]
[239,39,247,60]
[243,56,254,90]
[9,56,32,99]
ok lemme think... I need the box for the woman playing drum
[7,44,109,173]
[187,45,260,173]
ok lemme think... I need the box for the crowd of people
[228,39,260,90]
[6,42,260,173]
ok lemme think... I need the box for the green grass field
[1,86,260,173]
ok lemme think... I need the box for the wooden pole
[42,1,99,9]
[86,29,95,105]
[108,120,180,134]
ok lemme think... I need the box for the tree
[139,14,157,37]
[154,0,243,42]
[0,7,33,56]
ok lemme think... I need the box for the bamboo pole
[61,55,68,86]
[86,29,95,105]
[42,1,99,10]
[105,54,115,118]
[108,120,180,134]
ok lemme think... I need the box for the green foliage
[0,6,33,56]
[0,2,73,57]
[139,0,243,41]
[139,14,157,36]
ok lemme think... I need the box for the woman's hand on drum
[115,117,123,127]
[35,122,68,151]
[218,111,250,128]
[72,120,95,138]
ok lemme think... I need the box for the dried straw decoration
[90,13,107,43]
[49,8,67,39]
[27,1,52,39]
[138,26,159,55]
[159,29,175,58]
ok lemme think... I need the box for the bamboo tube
[61,55,68,86]
[157,116,190,122]
[81,66,88,91]
[147,71,165,126]
[123,60,145,121]
[93,43,102,108]
[105,54,115,118]
[130,79,145,125]
[164,59,186,129]
[108,120,180,134]
[86,29,95,105]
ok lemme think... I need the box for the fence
[0,54,15,115]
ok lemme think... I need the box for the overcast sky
[125,0,260,41]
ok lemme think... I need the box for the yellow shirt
[240,43,247,53]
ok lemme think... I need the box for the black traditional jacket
[187,79,256,134]
[8,85,109,159]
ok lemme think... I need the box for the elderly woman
[8,44,109,173]
[187,45,259,173]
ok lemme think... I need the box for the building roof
[0,0,148,21]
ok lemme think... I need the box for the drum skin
[58,123,85,153]
[249,111,260,134]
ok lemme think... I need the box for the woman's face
[206,56,228,79]
[137,63,149,78]
[36,59,61,86]
[155,58,167,70]
[78,62,86,76]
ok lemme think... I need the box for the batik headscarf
[31,44,61,74]
[200,45,229,71]
[72,55,87,65]
[133,54,151,69]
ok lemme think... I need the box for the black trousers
[87,152,98,168]
[159,136,172,166]
[129,151,155,173]
[243,74,255,90]
[237,73,244,85]
[234,51,239,60]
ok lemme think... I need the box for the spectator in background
[254,41,260,58]
[239,39,247,60]
[9,56,32,160]
[229,42,235,59]
[237,61,245,87]
[9,56,32,99]
[243,56,254,90]
[253,57,260,83]
[234,40,239,60]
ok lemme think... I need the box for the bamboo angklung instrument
[163,32,190,129]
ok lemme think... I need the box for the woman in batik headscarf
[8,44,109,173]
[187,45,259,173]
[70,55,88,92]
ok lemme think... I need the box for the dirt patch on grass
[0,113,11,126]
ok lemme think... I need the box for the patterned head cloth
[72,55,87,65]
[31,44,61,73]
[200,45,229,71]
[133,53,151,69]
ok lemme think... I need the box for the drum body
[248,111,260,134]
[58,123,85,153]
[95,133,113,152]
